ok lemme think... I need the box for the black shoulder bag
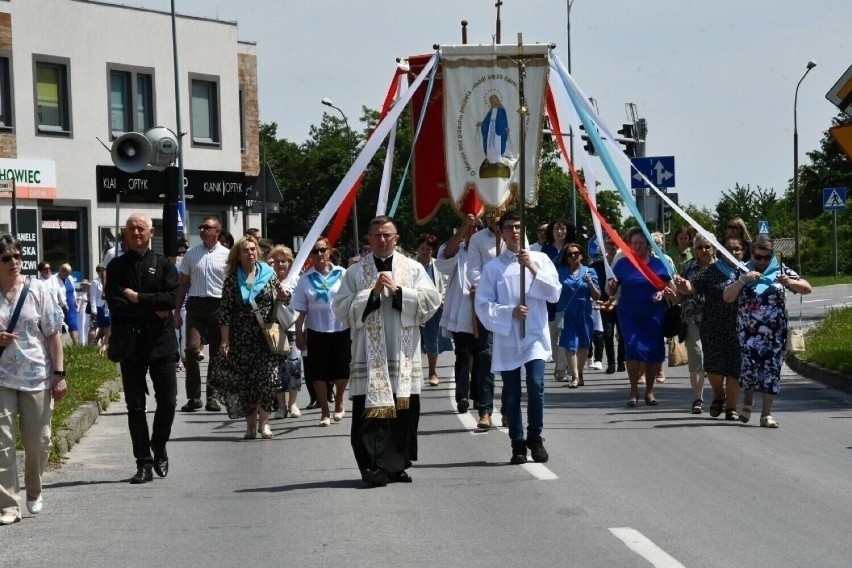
[0,279,32,359]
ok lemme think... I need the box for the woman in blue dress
[556,243,600,388]
[540,219,575,382]
[605,228,672,407]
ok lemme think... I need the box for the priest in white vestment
[332,216,440,487]
[474,211,561,466]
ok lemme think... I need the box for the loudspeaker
[145,127,179,167]
[111,132,152,173]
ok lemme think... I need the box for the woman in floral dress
[722,236,811,428]
[216,236,281,439]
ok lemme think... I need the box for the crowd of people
[0,209,814,521]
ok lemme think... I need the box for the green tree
[713,183,778,238]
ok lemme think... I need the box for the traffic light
[579,125,597,156]
[617,123,638,157]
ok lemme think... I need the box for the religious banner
[441,44,549,210]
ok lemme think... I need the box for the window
[34,56,72,135]
[0,54,13,130]
[189,73,220,146]
[107,65,155,137]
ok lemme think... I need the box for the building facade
[0,0,260,280]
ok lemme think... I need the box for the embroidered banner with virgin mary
[441,44,550,209]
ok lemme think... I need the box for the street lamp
[321,97,359,255]
[793,59,816,275]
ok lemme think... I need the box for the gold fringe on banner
[363,406,396,419]
[396,397,410,410]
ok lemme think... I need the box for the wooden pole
[517,33,528,337]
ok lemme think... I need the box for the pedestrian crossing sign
[823,187,847,211]
[757,220,770,236]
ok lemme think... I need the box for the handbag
[667,338,688,367]
[107,323,139,363]
[786,291,805,353]
[0,279,31,359]
[251,298,289,355]
[275,300,298,330]
[663,301,683,339]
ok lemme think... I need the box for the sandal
[708,399,724,418]
[725,409,739,422]
[760,415,779,429]
[644,394,658,406]
[739,405,752,424]
[691,400,703,414]
[627,398,638,408]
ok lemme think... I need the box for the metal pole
[794,60,816,275]
[567,0,576,226]
[10,180,17,237]
[172,1,186,240]
[833,210,838,276]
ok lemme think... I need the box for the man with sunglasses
[174,216,229,412]
[333,216,441,487]
[36,261,68,316]
[474,211,561,465]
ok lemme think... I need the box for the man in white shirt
[435,214,480,413]
[474,211,561,465]
[529,222,548,252]
[36,261,67,313]
[174,216,230,412]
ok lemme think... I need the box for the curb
[16,378,123,471]
[786,353,852,396]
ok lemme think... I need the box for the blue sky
[121,0,849,212]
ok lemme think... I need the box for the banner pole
[517,34,528,338]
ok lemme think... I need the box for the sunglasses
[752,253,772,261]
[727,224,740,230]
[727,247,743,253]
[310,247,328,255]
[199,224,219,231]
[1,253,22,263]
[567,251,582,257]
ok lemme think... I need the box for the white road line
[446,377,558,480]
[609,528,686,568]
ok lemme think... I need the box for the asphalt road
[4,285,852,567]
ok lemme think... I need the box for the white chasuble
[332,254,441,418]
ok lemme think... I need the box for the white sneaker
[288,404,301,418]
[591,361,603,370]
[26,496,43,515]
[273,409,287,419]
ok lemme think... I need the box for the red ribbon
[326,69,405,248]
[545,87,666,291]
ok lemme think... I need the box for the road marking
[446,377,558,480]
[609,528,686,567]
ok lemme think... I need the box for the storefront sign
[97,166,247,205]
[0,159,57,200]
[16,209,39,276]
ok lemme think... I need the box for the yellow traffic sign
[829,124,852,161]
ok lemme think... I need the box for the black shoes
[180,399,202,412]
[510,441,528,465]
[152,446,168,478]
[617,363,626,372]
[327,391,335,404]
[130,464,154,484]
[388,470,412,483]
[605,365,616,374]
[526,438,549,463]
[305,399,319,410]
[361,468,388,487]
[456,398,469,413]
[205,399,221,412]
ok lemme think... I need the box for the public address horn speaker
[144,126,179,167]
[111,132,152,173]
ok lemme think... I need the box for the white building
[0,0,261,280]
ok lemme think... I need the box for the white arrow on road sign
[654,161,673,185]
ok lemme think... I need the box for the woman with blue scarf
[674,235,744,419]
[215,236,281,439]
[723,236,811,428]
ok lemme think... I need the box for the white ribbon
[376,69,409,216]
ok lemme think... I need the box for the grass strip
[808,275,852,287]
[802,306,852,375]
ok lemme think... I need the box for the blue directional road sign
[630,156,675,189]
[823,187,847,211]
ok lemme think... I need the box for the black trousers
[350,394,419,475]
[120,355,177,467]
[452,332,479,403]
[601,311,625,367]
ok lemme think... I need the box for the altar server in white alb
[474,211,561,466]
[333,216,440,488]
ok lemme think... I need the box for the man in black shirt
[105,213,178,484]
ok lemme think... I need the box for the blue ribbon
[238,261,273,305]
[307,267,344,303]
[745,255,780,296]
